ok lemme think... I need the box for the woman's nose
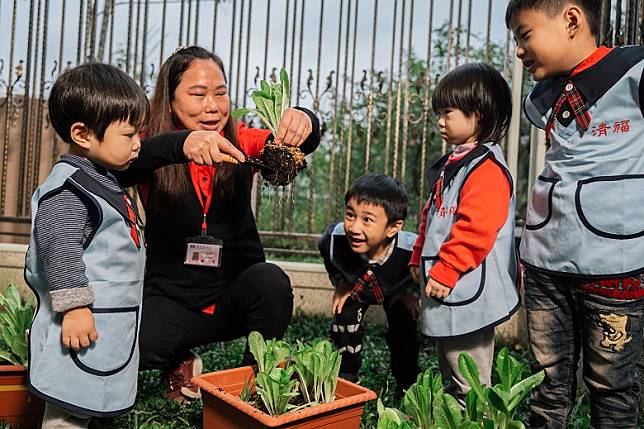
[205,95,219,113]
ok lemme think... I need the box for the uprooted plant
[231,68,307,187]
[245,331,343,417]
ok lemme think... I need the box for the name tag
[184,235,223,268]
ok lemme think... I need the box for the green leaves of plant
[256,366,299,416]
[377,398,416,429]
[231,68,291,135]
[402,369,443,428]
[0,284,33,367]
[292,338,342,405]
[248,331,289,375]
[247,331,342,417]
[459,347,545,428]
[377,347,545,429]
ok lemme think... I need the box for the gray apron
[521,46,644,277]
[25,160,145,417]
[419,144,519,338]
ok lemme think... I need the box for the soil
[254,143,307,187]
[244,389,310,416]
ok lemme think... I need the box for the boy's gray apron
[419,143,520,338]
[521,46,644,277]
[24,160,145,417]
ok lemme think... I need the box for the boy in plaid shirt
[318,173,421,396]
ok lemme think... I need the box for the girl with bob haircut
[409,62,520,402]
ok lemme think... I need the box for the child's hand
[425,277,452,299]
[390,290,420,321]
[61,306,99,351]
[331,283,353,315]
[183,130,246,165]
[409,265,420,284]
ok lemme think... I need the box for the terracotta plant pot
[193,365,377,429]
[0,365,44,428]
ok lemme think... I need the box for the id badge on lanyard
[185,234,222,267]
[185,168,223,268]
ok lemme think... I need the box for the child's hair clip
[172,46,188,56]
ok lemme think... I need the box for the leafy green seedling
[0,284,33,367]
[232,68,291,136]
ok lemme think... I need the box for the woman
[138,46,320,401]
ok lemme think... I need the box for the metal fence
[0,0,640,256]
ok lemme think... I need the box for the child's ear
[564,5,584,38]
[69,122,92,149]
[386,220,404,238]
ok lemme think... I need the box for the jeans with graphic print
[524,267,643,429]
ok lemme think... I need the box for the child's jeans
[41,402,90,429]
[330,294,421,391]
[524,267,644,429]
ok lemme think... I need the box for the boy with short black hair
[507,1,644,427]
[318,173,421,395]
[25,62,243,428]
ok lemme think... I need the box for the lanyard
[189,170,214,234]
[123,194,141,249]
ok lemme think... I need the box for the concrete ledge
[0,245,526,344]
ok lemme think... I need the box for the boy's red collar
[571,46,613,76]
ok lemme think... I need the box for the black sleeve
[318,223,344,285]
[113,130,191,187]
[293,107,321,155]
[640,68,644,117]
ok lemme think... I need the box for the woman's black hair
[431,62,512,144]
[49,62,148,143]
[147,45,241,205]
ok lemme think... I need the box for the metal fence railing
[0,0,639,257]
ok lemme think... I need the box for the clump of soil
[255,143,307,187]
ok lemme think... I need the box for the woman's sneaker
[165,351,203,402]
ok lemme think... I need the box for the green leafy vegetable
[245,331,344,417]
[232,67,291,135]
[376,348,545,429]
[0,284,33,367]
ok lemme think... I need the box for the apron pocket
[421,256,486,306]
[525,175,559,231]
[70,306,139,376]
[575,175,644,239]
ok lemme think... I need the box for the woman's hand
[274,108,313,147]
[61,306,99,351]
[183,131,246,165]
